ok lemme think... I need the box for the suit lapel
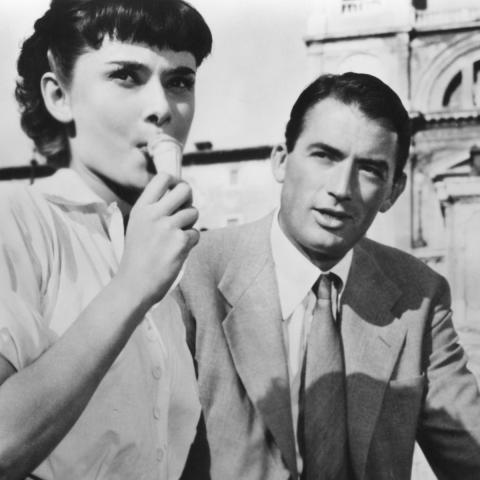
[219,215,298,475]
[341,242,407,480]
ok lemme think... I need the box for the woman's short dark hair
[285,72,411,181]
[15,0,213,166]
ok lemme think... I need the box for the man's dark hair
[15,0,212,167]
[285,72,411,181]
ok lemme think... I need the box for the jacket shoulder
[187,215,271,272]
[358,237,449,299]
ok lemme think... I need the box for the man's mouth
[312,208,353,229]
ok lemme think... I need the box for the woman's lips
[137,144,156,173]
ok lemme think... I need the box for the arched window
[442,71,462,108]
[441,60,480,110]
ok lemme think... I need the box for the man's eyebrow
[309,142,391,171]
[357,157,390,172]
[308,142,344,158]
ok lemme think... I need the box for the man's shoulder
[179,215,272,305]
[358,237,448,293]
[193,214,272,259]
[200,219,258,246]
[360,236,427,266]
[184,214,272,278]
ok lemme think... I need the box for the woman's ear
[271,144,288,184]
[40,71,73,124]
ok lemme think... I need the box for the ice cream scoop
[148,135,183,178]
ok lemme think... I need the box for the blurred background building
[2,1,480,477]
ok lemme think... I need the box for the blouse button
[152,366,162,379]
[156,447,164,462]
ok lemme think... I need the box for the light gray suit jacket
[177,214,480,480]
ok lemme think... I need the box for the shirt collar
[33,168,109,207]
[270,209,353,320]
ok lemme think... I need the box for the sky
[0,0,311,167]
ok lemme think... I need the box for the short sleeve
[0,185,55,370]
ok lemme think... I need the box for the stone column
[435,176,480,380]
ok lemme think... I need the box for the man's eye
[359,163,386,180]
[311,151,329,159]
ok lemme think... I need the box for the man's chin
[305,234,353,263]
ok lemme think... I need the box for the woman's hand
[115,173,199,309]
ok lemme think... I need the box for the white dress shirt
[0,169,200,480]
[270,210,352,475]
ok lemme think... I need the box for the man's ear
[40,71,73,124]
[379,172,406,213]
[271,144,288,184]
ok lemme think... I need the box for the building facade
[182,146,280,230]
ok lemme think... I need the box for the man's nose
[326,159,354,201]
[143,81,171,127]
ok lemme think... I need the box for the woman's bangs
[79,1,211,64]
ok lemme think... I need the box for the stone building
[182,146,280,230]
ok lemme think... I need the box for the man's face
[272,97,405,269]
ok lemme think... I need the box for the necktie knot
[313,273,341,301]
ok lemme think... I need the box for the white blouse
[0,169,200,480]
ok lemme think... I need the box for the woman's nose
[143,81,171,127]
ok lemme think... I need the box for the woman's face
[60,38,197,203]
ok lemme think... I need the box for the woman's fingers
[152,181,194,217]
[135,173,177,207]
[169,207,199,230]
[183,227,200,250]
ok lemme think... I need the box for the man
[177,73,480,479]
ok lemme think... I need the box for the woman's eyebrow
[106,60,145,67]
[165,66,197,76]
[104,60,147,73]
[106,61,196,76]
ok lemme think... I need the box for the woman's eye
[110,68,139,85]
[167,76,195,92]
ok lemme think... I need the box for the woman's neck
[69,161,135,217]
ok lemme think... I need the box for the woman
[0,0,212,478]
